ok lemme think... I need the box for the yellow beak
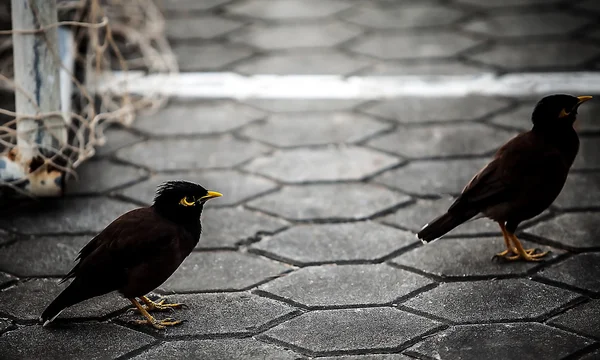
[577,96,593,105]
[199,191,223,201]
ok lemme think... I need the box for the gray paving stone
[159,0,230,12]
[131,338,300,360]
[0,197,137,234]
[160,252,292,292]
[231,22,362,50]
[242,99,364,113]
[573,137,600,170]
[549,300,600,339]
[0,318,11,333]
[172,43,254,71]
[578,0,600,12]
[575,100,600,133]
[487,103,535,131]
[251,222,417,265]
[554,173,600,209]
[134,100,264,136]
[407,323,593,360]
[0,228,13,246]
[248,184,411,221]
[166,16,244,40]
[0,236,89,277]
[119,170,277,207]
[0,323,154,360]
[368,124,515,158]
[467,41,600,71]
[117,136,269,171]
[392,237,561,278]
[259,264,434,307]
[463,13,588,38]
[244,147,400,183]
[363,60,486,76]
[0,279,128,320]
[235,50,372,75]
[343,4,464,29]
[199,207,290,249]
[241,113,390,147]
[455,0,560,7]
[538,253,600,294]
[66,159,148,195]
[403,279,580,323]
[350,32,481,60]
[0,272,16,288]
[227,0,352,20]
[361,97,509,123]
[264,308,441,354]
[580,349,600,360]
[320,355,412,360]
[94,126,145,157]
[119,292,295,337]
[525,213,600,250]
[374,158,490,196]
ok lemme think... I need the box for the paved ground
[1,0,600,359]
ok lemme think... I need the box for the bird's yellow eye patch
[559,108,571,118]
[179,196,195,207]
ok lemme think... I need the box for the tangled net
[0,0,177,199]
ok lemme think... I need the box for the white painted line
[99,71,600,99]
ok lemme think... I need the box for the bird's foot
[132,317,184,330]
[492,248,549,262]
[143,298,185,312]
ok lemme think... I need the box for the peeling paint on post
[1,0,67,196]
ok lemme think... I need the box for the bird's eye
[179,196,195,207]
[558,108,571,118]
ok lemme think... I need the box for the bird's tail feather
[40,282,85,326]
[417,211,477,243]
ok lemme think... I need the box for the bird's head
[531,94,592,129]
[152,180,222,222]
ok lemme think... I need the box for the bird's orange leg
[493,223,516,258]
[129,298,183,330]
[505,233,548,261]
[140,295,184,312]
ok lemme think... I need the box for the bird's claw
[143,298,186,312]
[492,248,549,262]
[132,317,184,330]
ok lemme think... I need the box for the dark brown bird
[40,181,222,329]
[417,94,592,261]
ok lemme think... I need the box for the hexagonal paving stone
[462,13,588,38]
[159,252,292,292]
[119,292,296,337]
[160,0,230,12]
[406,323,593,360]
[66,159,147,195]
[554,173,600,210]
[199,207,290,249]
[130,338,301,360]
[320,355,412,360]
[392,237,561,278]
[134,100,264,136]
[248,184,411,221]
[350,32,481,60]
[580,349,600,360]
[227,0,352,20]
[538,253,600,294]
[258,264,434,308]
[361,97,509,123]
[363,60,486,76]
[0,197,137,234]
[487,103,535,131]
[525,213,600,250]
[117,136,269,171]
[230,22,362,50]
[242,99,364,113]
[251,222,417,265]
[0,279,129,321]
[94,126,145,157]
[0,323,154,360]
[244,147,400,183]
[119,170,277,207]
[368,124,515,158]
[166,16,244,40]
[374,158,490,196]
[343,4,464,29]
[548,300,600,339]
[455,0,560,7]
[0,235,89,277]
[235,50,372,75]
[172,43,254,71]
[241,113,390,147]
[402,279,580,323]
[263,308,441,355]
[467,41,600,71]
[573,138,600,170]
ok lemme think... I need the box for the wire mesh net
[0,0,177,199]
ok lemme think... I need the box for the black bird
[417,94,592,261]
[40,181,222,329]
